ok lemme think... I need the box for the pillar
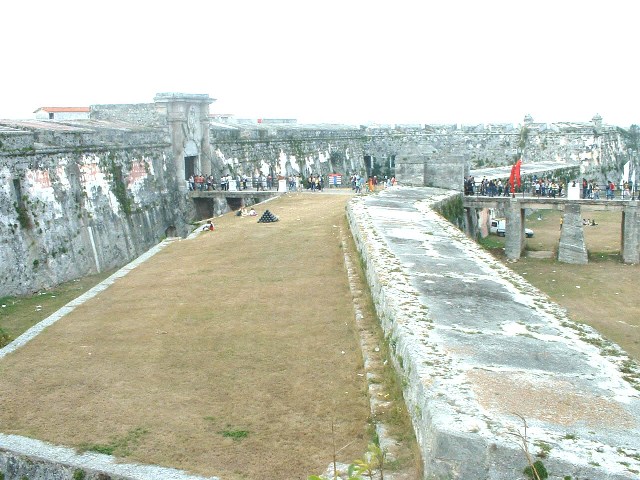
[622,203,640,264]
[558,203,588,264]
[505,200,524,261]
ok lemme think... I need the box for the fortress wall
[90,103,166,127]
[209,120,635,190]
[0,128,192,297]
[209,126,368,179]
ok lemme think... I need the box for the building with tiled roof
[33,107,90,120]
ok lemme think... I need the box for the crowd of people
[188,171,402,195]
[533,177,563,198]
[348,174,396,193]
[465,176,517,197]
[577,178,635,199]
[465,174,637,200]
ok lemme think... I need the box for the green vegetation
[219,428,249,440]
[0,327,10,348]
[78,427,148,457]
[103,153,132,215]
[308,443,387,480]
[434,195,464,228]
[0,269,116,344]
[534,440,552,458]
[518,126,530,154]
[72,469,86,480]
[524,460,549,479]
[14,201,32,229]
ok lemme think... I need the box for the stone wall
[90,103,166,127]
[208,124,368,181]
[207,117,637,192]
[0,123,192,298]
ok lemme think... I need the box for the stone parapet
[347,186,640,479]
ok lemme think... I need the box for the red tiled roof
[34,107,90,113]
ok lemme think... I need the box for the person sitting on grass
[200,220,214,231]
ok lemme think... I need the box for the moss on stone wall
[103,153,132,215]
[434,194,464,228]
[14,201,32,229]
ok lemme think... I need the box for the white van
[490,218,534,238]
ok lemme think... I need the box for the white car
[490,219,534,238]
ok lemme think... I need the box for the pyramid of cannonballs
[257,209,279,223]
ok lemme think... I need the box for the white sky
[2,0,639,126]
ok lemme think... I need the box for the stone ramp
[347,186,640,479]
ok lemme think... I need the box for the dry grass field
[0,192,378,479]
[481,208,640,360]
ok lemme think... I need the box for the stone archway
[154,93,214,191]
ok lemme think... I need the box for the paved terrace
[347,186,640,479]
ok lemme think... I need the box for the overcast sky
[2,0,638,126]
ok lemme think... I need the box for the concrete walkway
[347,186,640,479]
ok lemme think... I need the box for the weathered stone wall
[0,124,192,297]
[208,125,368,181]
[208,118,637,190]
[90,103,166,127]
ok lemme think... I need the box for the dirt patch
[468,369,635,428]
[0,193,373,479]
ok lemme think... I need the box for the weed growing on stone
[72,469,86,480]
[534,440,552,458]
[507,414,548,480]
[308,442,387,480]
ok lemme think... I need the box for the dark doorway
[185,156,196,180]
[227,198,242,211]
[364,155,372,178]
[193,198,213,220]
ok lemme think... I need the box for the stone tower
[154,93,214,192]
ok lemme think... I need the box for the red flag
[509,158,522,193]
